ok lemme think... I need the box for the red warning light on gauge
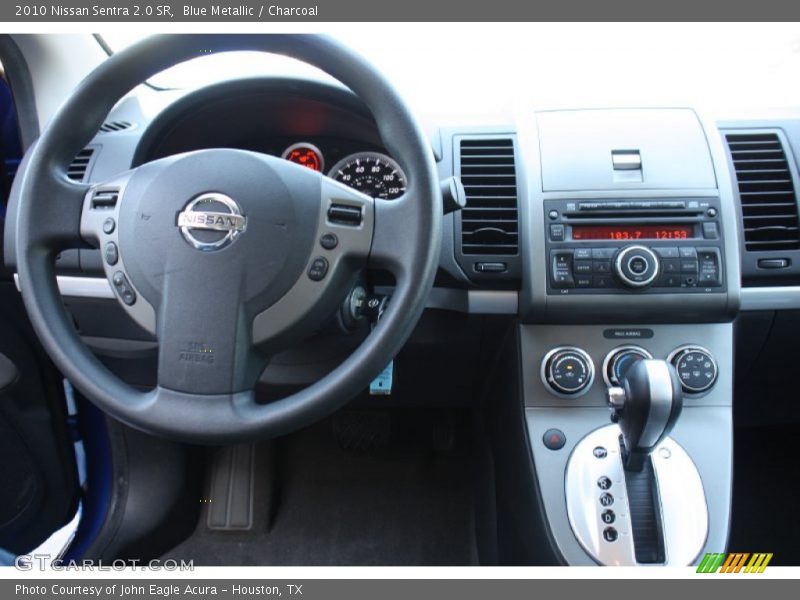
[281,142,324,172]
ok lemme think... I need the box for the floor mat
[728,426,800,565]
[163,410,488,565]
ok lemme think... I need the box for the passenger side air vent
[99,120,134,133]
[67,148,95,182]
[725,132,800,251]
[459,138,519,256]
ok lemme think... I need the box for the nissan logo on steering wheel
[177,192,247,251]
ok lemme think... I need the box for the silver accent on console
[565,424,708,566]
[540,346,595,398]
[740,286,800,311]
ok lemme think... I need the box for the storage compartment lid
[537,109,717,192]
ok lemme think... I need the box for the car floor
[162,409,494,566]
[728,425,800,566]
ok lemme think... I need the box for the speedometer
[328,152,407,200]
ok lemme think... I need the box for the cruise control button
[307,257,329,281]
[319,232,338,250]
[111,271,136,306]
[104,242,119,266]
[603,527,618,542]
[102,218,116,235]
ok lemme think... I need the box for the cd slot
[563,210,704,220]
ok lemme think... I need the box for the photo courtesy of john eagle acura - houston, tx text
[0,28,799,569]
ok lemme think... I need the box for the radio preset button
[591,247,617,259]
[593,260,611,273]
[654,246,680,259]
[661,258,680,274]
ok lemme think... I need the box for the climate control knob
[614,245,659,288]
[541,347,595,397]
[668,345,718,394]
[602,345,653,386]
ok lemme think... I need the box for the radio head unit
[544,197,724,295]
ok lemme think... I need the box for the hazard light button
[543,428,566,450]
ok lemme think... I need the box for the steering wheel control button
[669,345,718,394]
[327,204,362,226]
[597,476,612,490]
[307,257,329,281]
[319,232,339,250]
[111,271,136,306]
[593,446,608,459]
[603,527,619,543]
[599,493,614,507]
[614,245,659,288]
[541,347,594,397]
[543,428,567,451]
[104,242,119,266]
[601,510,616,525]
[102,218,116,235]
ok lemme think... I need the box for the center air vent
[725,132,800,251]
[458,138,519,256]
[67,147,95,182]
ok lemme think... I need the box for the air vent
[459,138,519,256]
[726,132,800,251]
[99,120,134,133]
[67,148,95,182]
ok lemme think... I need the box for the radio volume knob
[614,245,659,288]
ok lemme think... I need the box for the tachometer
[281,142,324,172]
[328,152,407,200]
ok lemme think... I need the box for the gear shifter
[607,359,683,472]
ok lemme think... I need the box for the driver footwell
[161,409,495,565]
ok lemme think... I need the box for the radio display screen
[571,224,693,241]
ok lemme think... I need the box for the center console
[515,108,740,566]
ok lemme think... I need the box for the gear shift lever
[607,359,683,471]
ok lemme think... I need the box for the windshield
[100,24,800,121]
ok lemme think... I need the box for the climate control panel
[541,344,719,398]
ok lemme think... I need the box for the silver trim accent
[667,344,718,395]
[14,274,115,299]
[741,286,800,311]
[467,289,518,314]
[540,346,595,399]
[640,360,676,448]
[565,424,708,566]
[602,345,653,387]
[177,193,247,251]
[614,245,659,288]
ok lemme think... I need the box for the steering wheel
[13,35,441,443]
